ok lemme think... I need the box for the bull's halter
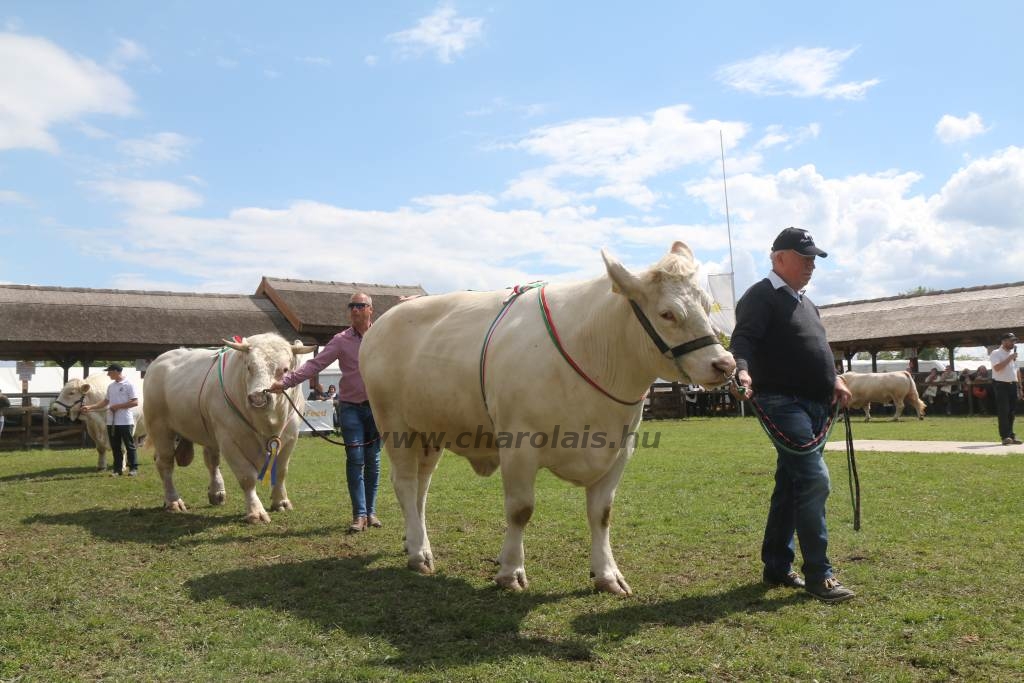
[477,283,721,411]
[52,395,86,421]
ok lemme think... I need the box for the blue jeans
[339,402,381,518]
[757,393,834,583]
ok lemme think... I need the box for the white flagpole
[719,130,736,307]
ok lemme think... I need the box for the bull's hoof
[164,499,188,513]
[270,499,293,512]
[495,569,529,591]
[208,490,226,506]
[593,575,633,596]
[245,510,272,524]
[408,555,434,575]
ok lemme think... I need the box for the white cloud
[108,38,148,71]
[85,179,204,214]
[0,189,28,204]
[510,104,749,209]
[297,56,332,67]
[934,146,1024,228]
[0,32,135,152]
[387,3,484,64]
[935,112,988,144]
[716,47,880,100]
[364,55,378,67]
[117,132,193,165]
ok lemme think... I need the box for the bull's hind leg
[151,427,187,512]
[585,448,633,596]
[388,436,442,574]
[203,446,226,506]
[495,451,539,591]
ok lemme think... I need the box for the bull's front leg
[203,446,226,506]
[389,442,441,573]
[495,452,538,591]
[269,448,293,512]
[221,446,271,523]
[585,448,633,596]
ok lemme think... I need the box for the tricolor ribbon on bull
[195,336,298,487]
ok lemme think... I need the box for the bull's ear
[291,341,317,355]
[222,338,251,352]
[670,240,694,260]
[602,248,644,298]
[80,384,90,393]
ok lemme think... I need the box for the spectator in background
[921,368,940,406]
[938,366,958,415]
[0,391,9,439]
[973,366,992,415]
[989,332,1021,445]
[307,382,326,401]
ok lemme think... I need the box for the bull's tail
[174,436,195,467]
[903,371,927,419]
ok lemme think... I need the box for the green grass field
[1,416,1021,681]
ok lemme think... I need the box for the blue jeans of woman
[339,402,381,518]
[757,393,834,583]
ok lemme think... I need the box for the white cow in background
[49,374,147,470]
[361,241,736,594]
[143,333,314,523]
[840,370,927,421]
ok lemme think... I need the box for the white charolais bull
[49,374,147,470]
[143,333,315,523]
[840,370,927,421]
[360,241,736,594]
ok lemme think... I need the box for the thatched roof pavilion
[821,281,1024,364]
[256,278,427,345]
[0,277,428,378]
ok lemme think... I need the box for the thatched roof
[256,277,427,344]
[0,284,308,363]
[821,281,1024,354]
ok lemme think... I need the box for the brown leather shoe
[347,516,367,533]
[368,514,382,528]
[763,570,805,589]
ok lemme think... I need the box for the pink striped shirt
[282,326,368,403]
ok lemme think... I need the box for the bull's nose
[247,392,269,408]
[713,356,736,375]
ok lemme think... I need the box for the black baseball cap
[104,363,123,372]
[1001,332,1018,341]
[771,227,828,257]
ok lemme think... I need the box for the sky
[1,1,1022,308]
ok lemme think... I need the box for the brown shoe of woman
[368,514,382,528]
[347,516,367,533]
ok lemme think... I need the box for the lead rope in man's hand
[732,374,861,530]
[844,407,861,531]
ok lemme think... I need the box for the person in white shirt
[989,332,1021,445]
[82,364,140,475]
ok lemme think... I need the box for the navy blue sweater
[729,278,836,403]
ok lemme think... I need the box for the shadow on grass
[572,582,800,637]
[23,506,336,547]
[187,555,597,668]
[0,465,99,484]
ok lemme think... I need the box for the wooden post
[42,407,49,449]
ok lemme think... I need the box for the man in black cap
[730,227,855,602]
[82,363,141,475]
[989,332,1021,445]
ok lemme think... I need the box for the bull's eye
[659,311,675,322]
